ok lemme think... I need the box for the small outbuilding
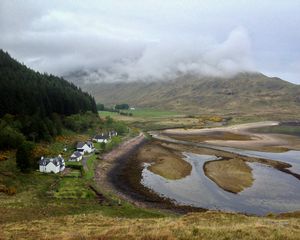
[69,151,83,161]
[109,130,118,137]
[93,134,109,143]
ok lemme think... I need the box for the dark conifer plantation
[0,49,98,143]
[0,49,97,117]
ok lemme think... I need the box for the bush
[0,120,25,149]
[115,103,129,110]
[96,103,105,111]
[0,185,17,195]
[16,141,35,172]
[208,116,223,122]
[63,111,99,132]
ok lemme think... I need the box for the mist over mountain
[65,72,300,117]
[1,1,300,84]
[63,27,254,83]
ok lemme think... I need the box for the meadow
[99,109,226,131]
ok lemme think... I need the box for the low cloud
[76,27,255,83]
[0,0,299,83]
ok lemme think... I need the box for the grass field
[54,177,95,199]
[0,132,167,228]
[99,109,216,131]
[2,210,300,240]
[100,108,178,118]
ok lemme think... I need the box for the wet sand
[162,121,300,151]
[95,121,300,214]
[94,134,205,213]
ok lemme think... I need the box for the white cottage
[69,151,83,161]
[93,134,109,143]
[39,155,65,173]
[76,141,94,154]
[109,130,118,137]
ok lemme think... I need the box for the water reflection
[141,152,300,215]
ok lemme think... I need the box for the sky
[0,0,299,84]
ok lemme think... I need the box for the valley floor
[1,115,300,239]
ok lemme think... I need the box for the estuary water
[141,151,300,215]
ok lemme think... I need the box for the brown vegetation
[1,211,300,240]
[204,158,254,193]
[165,131,252,143]
[137,142,192,180]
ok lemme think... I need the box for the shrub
[0,185,17,195]
[0,120,25,149]
[16,141,35,172]
[208,116,223,122]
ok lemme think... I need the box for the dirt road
[94,133,147,195]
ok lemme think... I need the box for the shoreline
[94,134,205,213]
[161,121,300,151]
[94,121,300,216]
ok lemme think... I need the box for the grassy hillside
[1,210,300,239]
[79,73,300,118]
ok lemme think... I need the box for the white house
[109,130,118,137]
[76,141,95,154]
[39,155,65,173]
[93,133,109,143]
[69,151,83,161]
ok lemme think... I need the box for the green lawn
[85,154,98,179]
[54,177,95,199]
[99,108,178,118]
[99,111,119,117]
[65,169,81,177]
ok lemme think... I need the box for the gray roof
[94,134,108,139]
[71,151,82,158]
[40,156,65,167]
[76,142,85,148]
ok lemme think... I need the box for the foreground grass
[1,211,300,240]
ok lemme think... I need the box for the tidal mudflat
[141,152,300,215]
[138,122,300,215]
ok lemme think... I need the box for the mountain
[66,72,300,117]
[0,50,97,117]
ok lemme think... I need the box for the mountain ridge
[66,72,300,117]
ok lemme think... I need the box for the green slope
[76,72,300,117]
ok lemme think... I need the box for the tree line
[0,49,99,145]
[0,50,97,118]
[0,49,100,172]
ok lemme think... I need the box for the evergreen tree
[16,141,34,173]
[0,49,98,143]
